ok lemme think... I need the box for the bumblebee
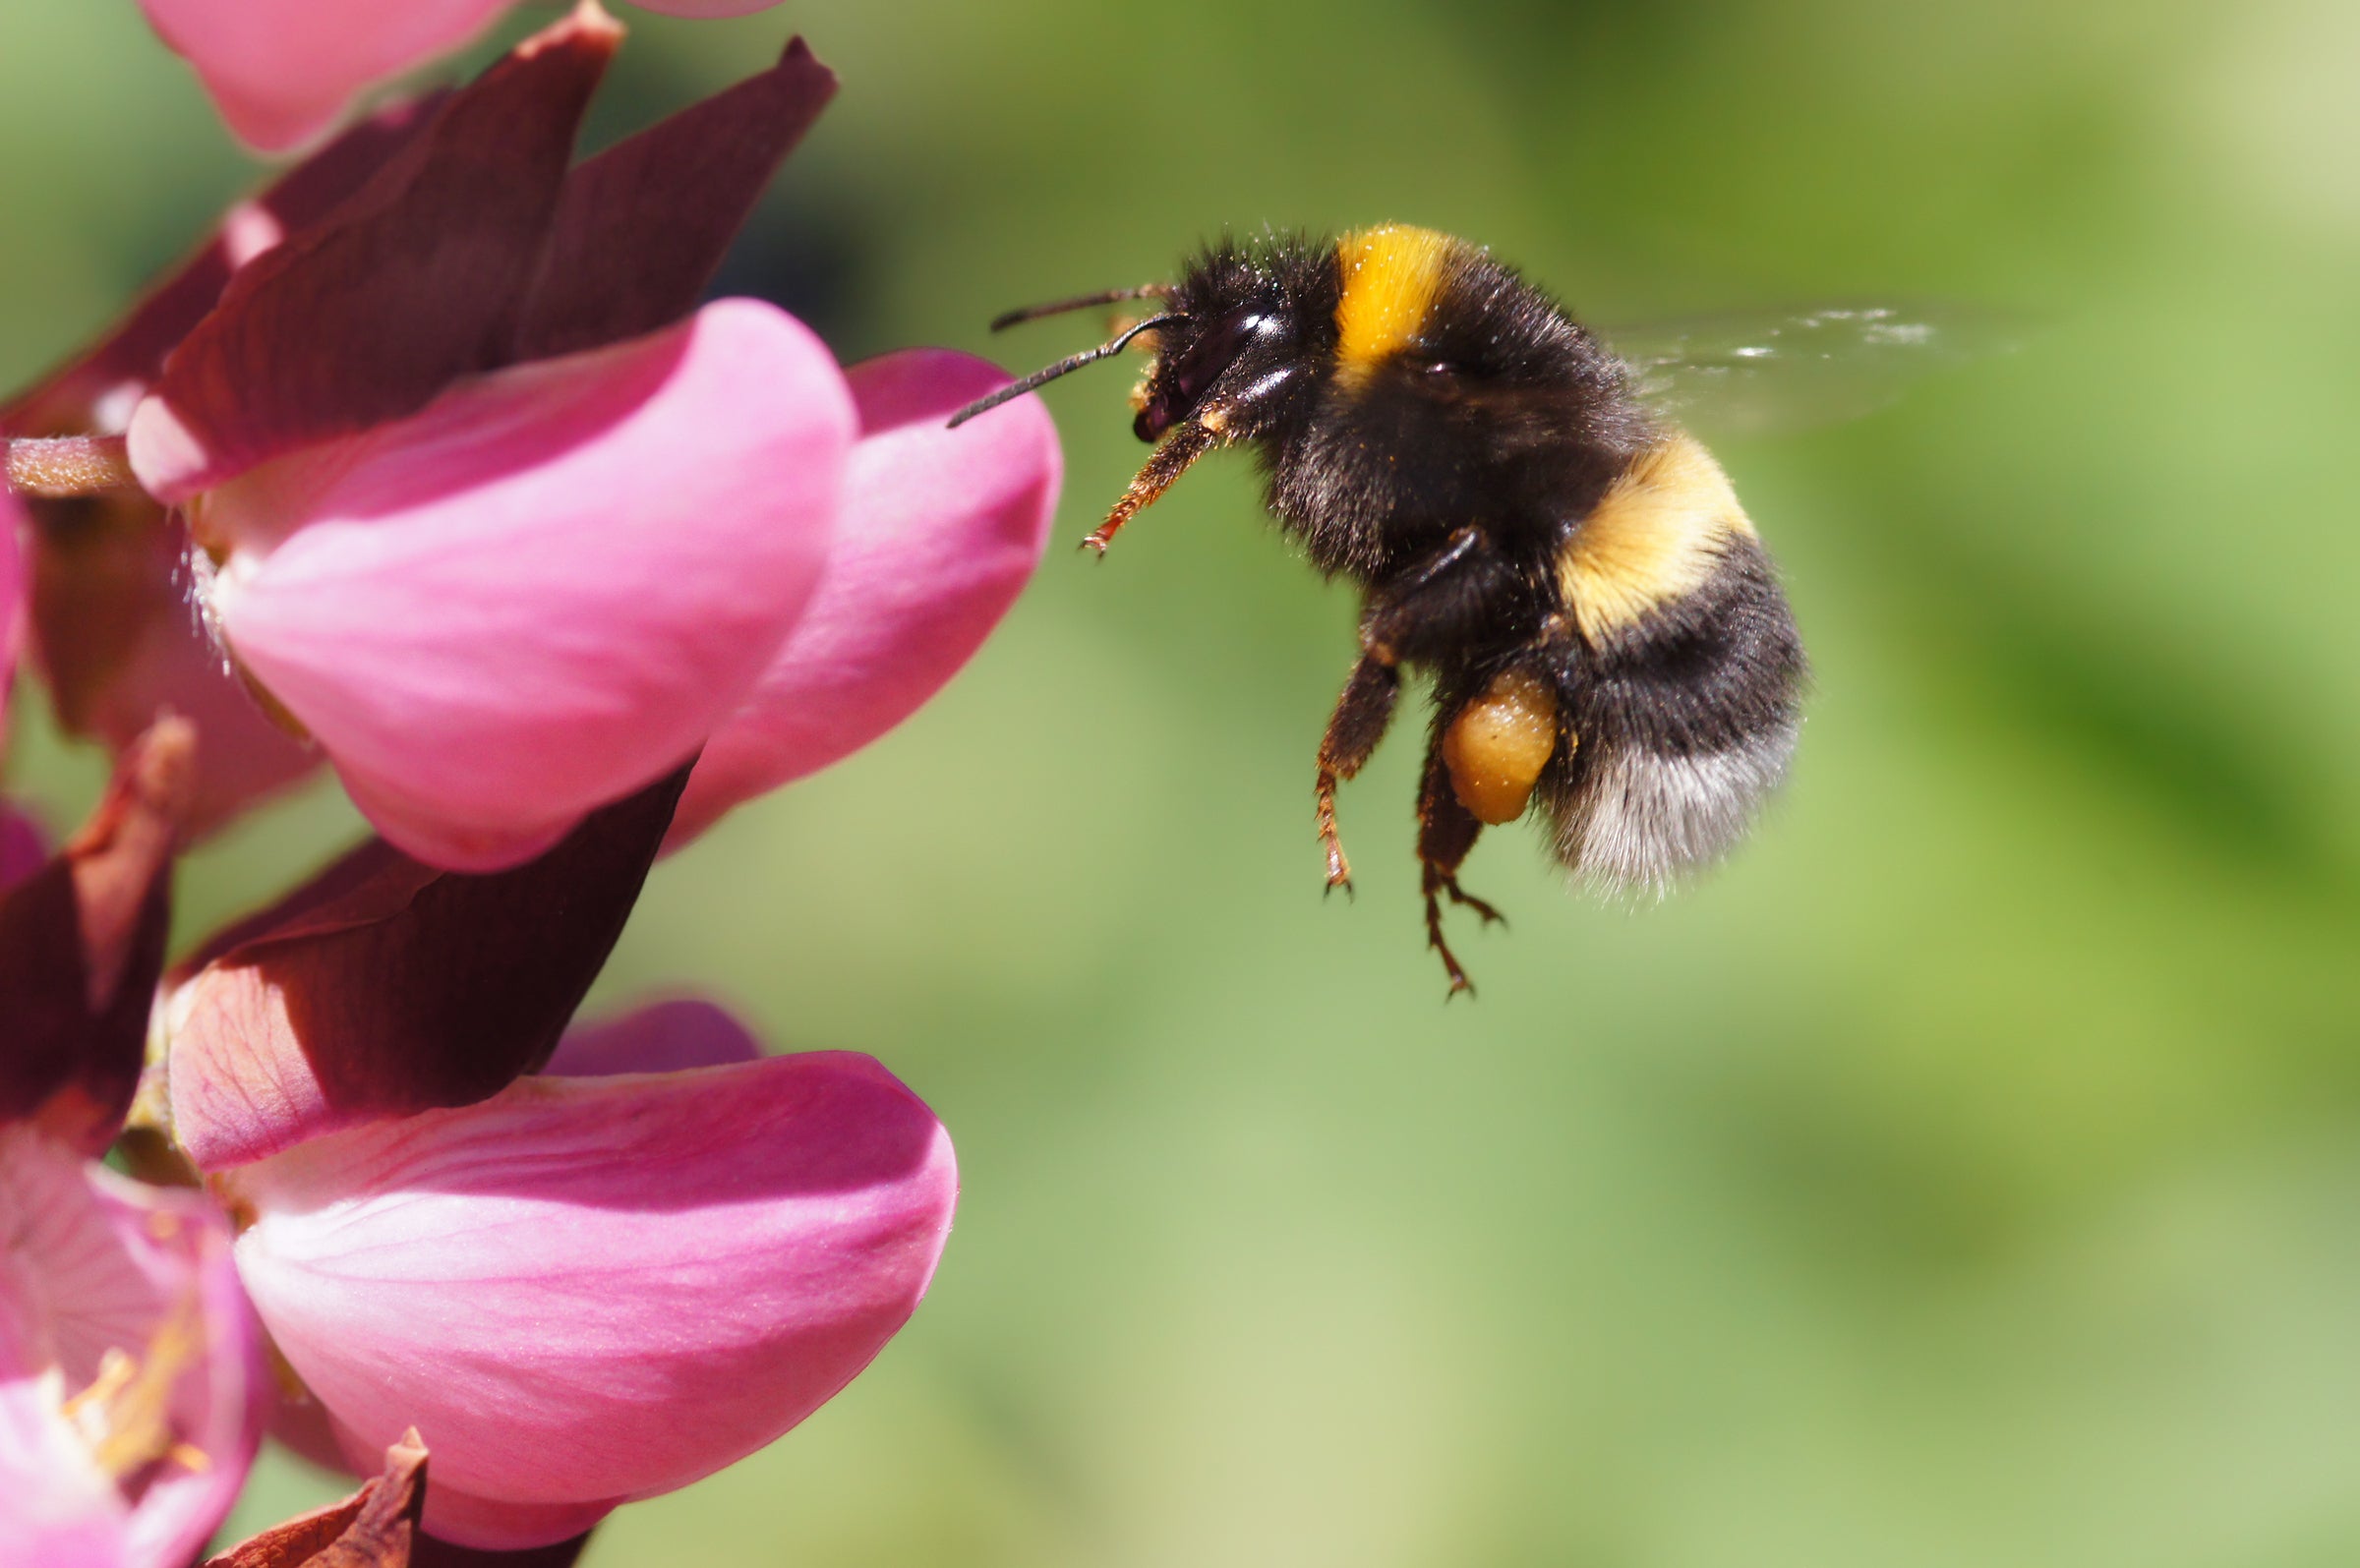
[954,224,1808,993]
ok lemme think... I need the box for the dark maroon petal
[0,803,41,896]
[0,95,442,439]
[167,762,690,1170]
[510,35,836,361]
[0,718,192,1153]
[171,838,433,987]
[201,1428,427,1568]
[130,9,621,500]
[410,1532,593,1568]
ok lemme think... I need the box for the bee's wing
[1598,303,2021,439]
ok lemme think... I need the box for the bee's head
[945,240,1328,445]
[1129,304,1296,443]
[1132,248,1331,444]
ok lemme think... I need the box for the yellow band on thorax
[1333,224,1456,383]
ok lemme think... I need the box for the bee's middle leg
[1316,652,1399,895]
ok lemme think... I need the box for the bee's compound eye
[1442,668,1561,825]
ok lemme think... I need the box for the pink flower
[220,1014,957,1549]
[12,7,1024,1558]
[140,0,786,152]
[0,11,1059,870]
[0,1127,266,1568]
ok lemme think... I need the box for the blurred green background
[7,0,2360,1562]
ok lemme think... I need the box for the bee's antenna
[989,284,1172,333]
[947,314,1184,429]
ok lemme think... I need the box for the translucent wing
[1598,303,2020,439]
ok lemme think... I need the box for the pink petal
[0,1372,126,1568]
[0,1211,123,1568]
[668,349,1060,845]
[546,998,765,1077]
[137,0,517,152]
[0,1129,266,1568]
[226,1053,958,1548]
[197,300,851,870]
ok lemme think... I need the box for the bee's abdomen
[1541,435,1806,889]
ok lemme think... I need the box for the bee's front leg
[1315,651,1400,896]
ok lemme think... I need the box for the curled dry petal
[137,0,516,151]
[168,765,688,1172]
[192,300,851,869]
[0,1128,266,1568]
[227,1053,958,1548]
[0,719,193,1153]
[669,350,1060,845]
[544,998,765,1077]
[130,7,621,500]
[201,1429,426,1568]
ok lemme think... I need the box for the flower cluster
[4,5,1058,1563]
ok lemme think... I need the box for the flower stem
[5,435,140,498]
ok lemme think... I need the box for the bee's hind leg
[1416,741,1507,999]
[1315,651,1400,895]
